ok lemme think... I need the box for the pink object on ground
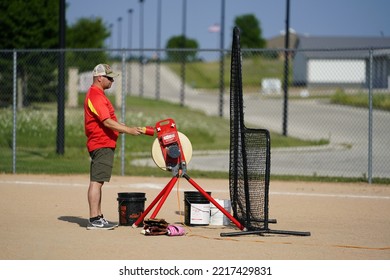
[167,225,185,236]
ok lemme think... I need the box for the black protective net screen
[229,27,271,231]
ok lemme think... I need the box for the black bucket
[184,191,211,226]
[117,192,146,226]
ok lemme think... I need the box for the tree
[0,0,59,49]
[0,1,111,106]
[165,35,199,62]
[0,0,60,106]
[234,14,266,49]
[67,18,109,49]
[66,18,110,72]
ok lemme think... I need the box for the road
[129,63,389,178]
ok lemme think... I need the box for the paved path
[129,63,389,178]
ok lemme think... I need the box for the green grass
[330,89,390,111]
[167,56,288,90]
[0,95,325,177]
[270,174,390,184]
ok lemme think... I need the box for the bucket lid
[117,192,146,200]
[184,191,211,196]
[118,192,145,197]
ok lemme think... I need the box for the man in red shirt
[84,63,144,230]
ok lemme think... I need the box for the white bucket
[188,203,210,225]
[210,199,231,226]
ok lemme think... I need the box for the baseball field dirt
[0,174,389,260]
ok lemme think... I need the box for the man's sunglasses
[103,76,114,82]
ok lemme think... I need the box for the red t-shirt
[84,85,119,152]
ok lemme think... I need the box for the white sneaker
[100,216,119,228]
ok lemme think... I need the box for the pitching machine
[132,118,245,231]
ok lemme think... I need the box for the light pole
[128,9,133,95]
[117,17,122,56]
[108,23,113,51]
[180,0,187,106]
[139,0,144,97]
[128,9,133,51]
[218,0,225,117]
[155,0,161,100]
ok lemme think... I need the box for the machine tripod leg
[132,173,245,231]
[132,175,178,227]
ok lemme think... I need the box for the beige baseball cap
[92,64,119,78]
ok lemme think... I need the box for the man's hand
[127,126,144,136]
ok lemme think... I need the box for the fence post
[12,50,17,174]
[368,49,373,184]
[56,49,66,155]
[121,52,126,176]
[282,0,290,137]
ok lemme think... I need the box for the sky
[66,0,390,51]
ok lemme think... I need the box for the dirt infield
[0,174,389,260]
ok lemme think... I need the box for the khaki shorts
[89,148,115,182]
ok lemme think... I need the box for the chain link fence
[1,47,389,182]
